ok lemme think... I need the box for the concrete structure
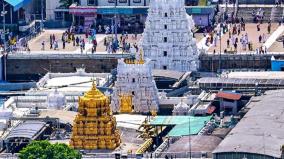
[141,0,199,72]
[213,90,284,159]
[111,51,159,113]
[189,91,216,116]
[0,0,38,32]
[216,91,242,115]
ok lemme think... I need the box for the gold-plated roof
[83,81,105,99]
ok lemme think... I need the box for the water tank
[47,89,66,110]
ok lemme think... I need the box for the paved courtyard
[208,23,279,54]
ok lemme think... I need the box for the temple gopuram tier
[70,82,121,150]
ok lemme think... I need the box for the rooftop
[213,90,284,158]
[216,91,242,100]
[226,71,284,80]
[166,135,222,153]
[5,121,46,140]
[150,115,212,137]
[152,69,186,80]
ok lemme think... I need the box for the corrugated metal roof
[6,121,46,140]
[213,90,284,158]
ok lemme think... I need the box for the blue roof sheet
[4,0,32,11]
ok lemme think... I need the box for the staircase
[237,6,275,22]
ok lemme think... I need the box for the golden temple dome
[70,81,121,150]
[82,81,106,100]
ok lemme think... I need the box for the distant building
[0,0,43,33]
[213,90,284,159]
[45,0,215,28]
[216,91,242,115]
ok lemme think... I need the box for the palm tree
[59,0,73,8]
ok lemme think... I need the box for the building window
[164,13,168,17]
[164,25,167,29]
[88,0,96,5]
[119,0,127,3]
[132,91,135,95]
[133,0,141,3]
[163,66,167,70]
[164,37,167,42]
[163,51,167,56]
[55,12,63,20]
[132,78,135,83]
[108,0,115,3]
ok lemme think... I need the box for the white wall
[46,0,61,20]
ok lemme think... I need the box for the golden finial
[91,78,97,90]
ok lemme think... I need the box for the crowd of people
[38,25,140,54]
[103,32,139,54]
[205,8,280,55]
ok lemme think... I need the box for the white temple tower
[172,99,190,115]
[111,49,159,114]
[141,0,199,72]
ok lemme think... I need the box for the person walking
[63,40,65,49]
[259,35,262,43]
[227,39,230,48]
[268,23,271,34]
[41,41,45,50]
[76,37,80,46]
[93,39,97,53]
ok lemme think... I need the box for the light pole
[1,1,8,52]
[218,28,222,73]
[189,116,191,159]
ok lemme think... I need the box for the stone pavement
[208,23,278,54]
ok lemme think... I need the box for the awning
[4,0,32,11]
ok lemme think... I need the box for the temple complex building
[141,0,200,72]
[70,82,120,150]
[111,49,159,114]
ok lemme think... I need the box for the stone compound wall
[199,54,277,72]
[6,54,131,81]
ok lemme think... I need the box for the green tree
[59,0,73,8]
[19,140,82,159]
